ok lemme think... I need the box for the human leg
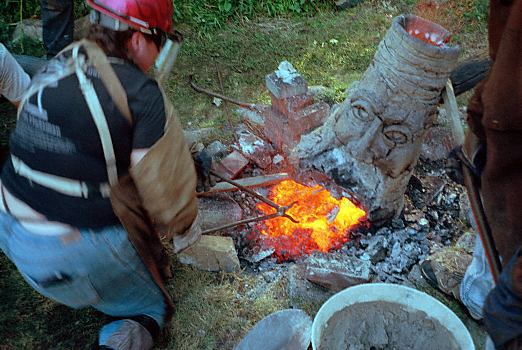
[40,0,74,57]
[460,235,495,320]
[0,212,167,349]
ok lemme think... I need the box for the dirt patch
[320,301,460,350]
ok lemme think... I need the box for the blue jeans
[0,211,166,347]
[460,234,495,320]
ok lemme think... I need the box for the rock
[272,154,284,165]
[234,309,312,350]
[459,191,476,230]
[243,245,276,263]
[235,107,267,127]
[390,242,402,260]
[419,218,429,227]
[299,253,371,292]
[12,15,90,44]
[74,15,90,40]
[407,264,431,289]
[184,128,216,146]
[404,210,422,223]
[177,235,240,272]
[456,230,476,254]
[391,218,405,229]
[198,195,243,231]
[235,126,275,169]
[12,19,42,43]
[205,140,228,161]
[286,264,333,305]
[360,235,388,264]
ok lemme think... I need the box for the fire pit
[253,179,366,261]
[192,13,467,295]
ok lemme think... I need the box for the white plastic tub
[312,283,475,350]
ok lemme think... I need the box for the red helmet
[87,0,173,35]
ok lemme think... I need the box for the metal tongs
[201,170,300,235]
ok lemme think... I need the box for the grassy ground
[0,1,489,349]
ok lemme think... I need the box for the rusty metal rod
[200,170,300,234]
[201,212,285,235]
[189,74,258,110]
[210,170,282,212]
[443,80,501,282]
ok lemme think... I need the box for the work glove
[193,150,215,192]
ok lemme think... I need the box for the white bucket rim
[311,283,475,350]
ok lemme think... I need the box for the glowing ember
[255,180,367,261]
[405,15,451,47]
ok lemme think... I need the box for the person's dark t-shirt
[1,56,166,228]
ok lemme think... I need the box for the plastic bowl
[311,283,475,350]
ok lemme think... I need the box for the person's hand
[193,150,216,192]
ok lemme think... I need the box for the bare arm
[0,44,31,106]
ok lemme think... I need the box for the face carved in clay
[336,89,427,179]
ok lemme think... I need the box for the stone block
[270,93,314,117]
[266,72,308,99]
[235,106,268,127]
[184,128,216,146]
[178,235,240,272]
[286,264,333,306]
[235,127,275,169]
[299,253,371,292]
[214,150,249,179]
[198,195,243,231]
[205,140,229,161]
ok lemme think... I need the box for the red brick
[213,150,249,179]
[263,110,302,153]
[270,93,314,117]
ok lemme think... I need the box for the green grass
[164,0,488,138]
[164,264,289,350]
[0,254,103,349]
[166,3,395,139]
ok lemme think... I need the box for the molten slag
[256,180,366,261]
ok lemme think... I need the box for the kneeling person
[0,0,203,349]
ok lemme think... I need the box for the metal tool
[200,170,299,235]
[443,80,501,282]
